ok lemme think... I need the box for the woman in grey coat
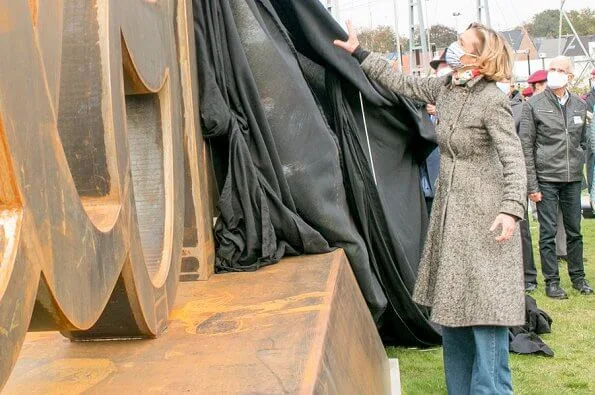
[335,22,527,394]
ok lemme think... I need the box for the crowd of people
[334,21,593,394]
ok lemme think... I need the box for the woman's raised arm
[334,20,442,104]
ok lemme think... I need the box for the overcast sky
[327,0,594,34]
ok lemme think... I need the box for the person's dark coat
[519,88,588,194]
[418,106,439,199]
[510,91,524,130]
[424,148,440,198]
[585,87,595,117]
[361,53,528,327]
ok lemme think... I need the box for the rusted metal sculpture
[1,1,394,392]
[0,0,213,388]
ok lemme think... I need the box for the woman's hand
[426,104,437,116]
[333,20,360,54]
[528,192,542,203]
[489,213,517,242]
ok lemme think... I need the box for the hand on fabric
[333,20,360,54]
[426,104,437,116]
[490,213,517,242]
[528,192,542,203]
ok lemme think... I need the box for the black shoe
[572,279,593,295]
[525,282,537,293]
[546,282,568,299]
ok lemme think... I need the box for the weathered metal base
[4,251,390,394]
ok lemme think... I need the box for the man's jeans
[442,326,512,395]
[537,181,585,284]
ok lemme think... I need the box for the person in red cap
[527,69,548,95]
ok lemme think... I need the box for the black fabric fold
[193,0,440,345]
[509,295,554,357]
[352,46,371,64]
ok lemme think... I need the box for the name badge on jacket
[573,116,584,125]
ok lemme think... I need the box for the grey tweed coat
[362,53,527,327]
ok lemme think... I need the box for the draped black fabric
[509,295,554,357]
[193,0,441,345]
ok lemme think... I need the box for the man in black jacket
[520,56,593,298]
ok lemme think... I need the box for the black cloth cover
[509,295,554,357]
[193,0,440,346]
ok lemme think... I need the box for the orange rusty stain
[0,5,13,33]
[170,291,328,335]
[6,358,117,394]
[27,0,38,27]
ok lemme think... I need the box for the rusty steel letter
[0,0,213,388]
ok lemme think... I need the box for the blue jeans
[536,181,584,284]
[442,326,512,395]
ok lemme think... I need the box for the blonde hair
[467,23,513,82]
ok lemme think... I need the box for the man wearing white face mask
[519,56,592,298]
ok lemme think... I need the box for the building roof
[535,37,566,58]
[500,29,524,51]
[563,35,595,57]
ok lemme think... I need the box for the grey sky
[330,0,593,34]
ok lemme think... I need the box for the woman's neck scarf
[453,69,481,86]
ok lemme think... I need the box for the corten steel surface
[5,251,390,394]
[0,0,213,388]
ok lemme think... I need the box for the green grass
[387,218,595,394]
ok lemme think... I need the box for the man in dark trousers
[520,56,593,298]
[528,70,569,261]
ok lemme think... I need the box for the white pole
[393,0,403,71]
[425,0,431,56]
[477,0,491,27]
[558,0,565,55]
[417,0,429,72]
[334,0,341,21]
[484,0,491,28]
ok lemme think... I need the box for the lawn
[387,217,595,394]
